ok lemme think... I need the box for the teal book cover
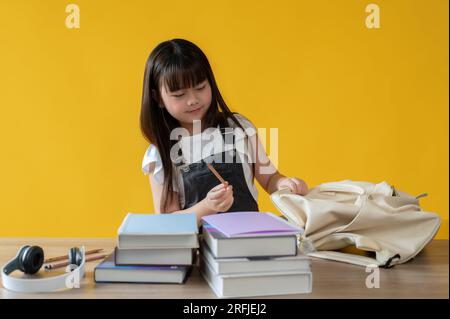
[118,213,198,235]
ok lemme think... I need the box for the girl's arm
[251,133,309,195]
[147,163,179,212]
[148,163,233,225]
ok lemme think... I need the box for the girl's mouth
[187,105,203,113]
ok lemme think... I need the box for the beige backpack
[270,180,441,268]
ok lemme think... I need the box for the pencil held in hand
[206,163,227,185]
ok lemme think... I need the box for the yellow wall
[0,0,448,238]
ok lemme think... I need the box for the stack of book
[199,212,312,298]
[94,213,199,284]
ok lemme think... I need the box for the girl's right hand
[203,182,234,213]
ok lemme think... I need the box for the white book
[115,247,196,266]
[94,253,190,284]
[200,257,312,298]
[117,213,199,249]
[201,242,309,275]
[202,222,297,258]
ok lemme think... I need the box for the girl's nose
[188,99,199,106]
[187,92,200,106]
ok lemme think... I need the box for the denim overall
[177,126,259,213]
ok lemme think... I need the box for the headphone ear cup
[20,246,44,274]
[3,245,31,275]
[17,245,30,273]
[68,247,82,267]
[17,245,30,263]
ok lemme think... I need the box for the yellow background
[0,0,448,238]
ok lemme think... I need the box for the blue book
[94,252,191,284]
[117,213,199,249]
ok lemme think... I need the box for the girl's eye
[172,85,205,97]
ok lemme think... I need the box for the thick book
[200,241,309,275]
[202,222,298,258]
[200,256,312,298]
[94,252,191,284]
[117,213,199,249]
[115,247,196,266]
[202,212,302,238]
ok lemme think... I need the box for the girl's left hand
[277,177,309,195]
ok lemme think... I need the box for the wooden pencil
[43,248,104,263]
[206,163,227,185]
[44,253,108,271]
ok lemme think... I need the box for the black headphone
[2,245,83,276]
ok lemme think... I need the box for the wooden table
[0,238,448,299]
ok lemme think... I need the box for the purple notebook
[202,212,302,238]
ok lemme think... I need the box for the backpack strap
[306,251,401,268]
[307,251,383,267]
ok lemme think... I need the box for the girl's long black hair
[140,38,251,212]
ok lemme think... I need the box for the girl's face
[159,79,212,132]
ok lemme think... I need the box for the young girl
[140,38,308,224]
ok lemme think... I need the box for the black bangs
[159,56,207,93]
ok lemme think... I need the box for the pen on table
[44,254,108,271]
[43,248,104,263]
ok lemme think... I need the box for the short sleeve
[141,144,179,192]
[142,144,164,184]
[230,113,257,137]
[228,114,259,164]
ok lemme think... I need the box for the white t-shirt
[142,114,259,209]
